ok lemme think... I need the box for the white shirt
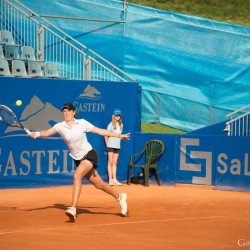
[107,122,122,149]
[53,119,94,160]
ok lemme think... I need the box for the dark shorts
[106,147,120,154]
[74,149,98,169]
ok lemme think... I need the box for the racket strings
[0,109,17,125]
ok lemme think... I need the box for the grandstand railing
[0,0,136,82]
[224,104,250,136]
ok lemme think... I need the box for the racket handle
[24,128,31,135]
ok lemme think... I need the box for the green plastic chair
[128,139,164,186]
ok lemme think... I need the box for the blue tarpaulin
[11,0,250,131]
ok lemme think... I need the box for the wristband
[34,131,41,138]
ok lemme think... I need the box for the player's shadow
[24,203,123,221]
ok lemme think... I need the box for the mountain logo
[2,95,62,137]
[78,84,102,100]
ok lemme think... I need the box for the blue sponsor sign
[176,135,250,191]
[215,136,250,191]
[0,78,140,188]
[176,135,216,185]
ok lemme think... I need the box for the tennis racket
[0,104,31,135]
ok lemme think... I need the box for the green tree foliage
[128,0,250,26]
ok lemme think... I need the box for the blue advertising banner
[215,136,250,191]
[1,76,249,192]
[176,135,216,186]
[0,77,140,188]
[176,135,250,191]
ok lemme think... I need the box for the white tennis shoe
[118,193,128,216]
[66,206,77,221]
[113,179,123,186]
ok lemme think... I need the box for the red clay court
[0,184,250,250]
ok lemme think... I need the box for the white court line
[0,215,249,235]
[87,216,221,227]
[219,216,250,221]
[0,227,69,235]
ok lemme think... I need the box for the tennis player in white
[29,103,130,220]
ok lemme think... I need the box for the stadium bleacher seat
[0,30,16,45]
[0,58,13,77]
[5,45,20,60]
[44,62,60,78]
[0,30,22,63]
[22,45,43,60]
[21,46,36,61]
[28,60,44,78]
[44,62,67,79]
[12,60,30,77]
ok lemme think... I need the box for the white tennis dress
[54,118,94,160]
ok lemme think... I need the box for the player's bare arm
[29,127,57,139]
[91,126,130,140]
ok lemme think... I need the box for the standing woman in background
[105,108,124,186]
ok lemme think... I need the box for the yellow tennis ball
[16,100,22,106]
